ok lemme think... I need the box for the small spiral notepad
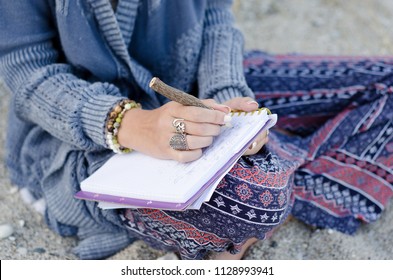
[75,108,277,210]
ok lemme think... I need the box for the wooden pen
[149,77,213,110]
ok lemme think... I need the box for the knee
[254,184,292,226]
[215,176,292,227]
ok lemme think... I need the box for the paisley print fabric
[121,51,393,259]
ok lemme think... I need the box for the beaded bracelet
[105,99,141,154]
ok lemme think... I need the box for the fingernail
[224,114,232,127]
[220,105,232,114]
[247,101,259,106]
[249,141,257,150]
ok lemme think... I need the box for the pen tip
[149,77,158,88]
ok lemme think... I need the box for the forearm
[0,42,124,150]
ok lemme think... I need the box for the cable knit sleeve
[197,0,255,103]
[0,0,125,151]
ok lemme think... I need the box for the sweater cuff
[80,86,125,148]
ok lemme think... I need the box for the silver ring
[172,118,186,134]
[169,133,189,151]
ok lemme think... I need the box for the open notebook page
[77,109,277,208]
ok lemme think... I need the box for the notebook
[74,108,277,210]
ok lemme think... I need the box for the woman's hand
[223,97,269,156]
[117,99,230,162]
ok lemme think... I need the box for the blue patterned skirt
[121,51,393,259]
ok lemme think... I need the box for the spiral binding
[230,107,272,117]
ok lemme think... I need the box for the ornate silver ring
[172,118,186,135]
[169,133,189,151]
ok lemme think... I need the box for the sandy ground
[1,0,392,260]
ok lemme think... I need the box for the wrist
[105,99,141,154]
[116,106,145,149]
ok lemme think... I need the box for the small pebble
[157,252,179,260]
[32,199,46,216]
[327,229,334,235]
[33,247,46,254]
[269,240,278,248]
[18,220,25,228]
[19,188,36,204]
[17,247,28,255]
[9,186,19,194]
[0,224,14,239]
[9,236,16,242]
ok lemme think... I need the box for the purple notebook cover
[75,120,271,210]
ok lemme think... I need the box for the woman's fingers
[254,129,269,145]
[168,133,213,151]
[166,100,227,137]
[167,133,212,163]
[170,149,203,163]
[202,99,232,114]
[176,105,227,125]
[224,97,259,112]
[145,100,234,163]
[169,129,268,162]
[243,130,269,156]
[172,120,222,136]
[119,98,267,163]
[185,135,214,150]
[117,101,228,163]
[243,141,264,156]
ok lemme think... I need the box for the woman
[0,0,392,259]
